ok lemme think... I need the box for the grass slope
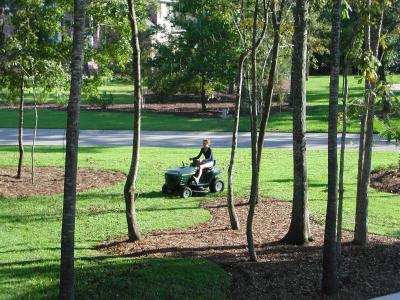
[0,146,399,299]
[1,75,399,132]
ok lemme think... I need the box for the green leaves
[355,51,381,84]
[341,0,352,20]
[148,0,241,97]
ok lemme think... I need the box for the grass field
[0,75,399,132]
[0,146,399,299]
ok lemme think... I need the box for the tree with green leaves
[59,0,86,298]
[354,0,384,246]
[0,0,70,179]
[148,0,240,111]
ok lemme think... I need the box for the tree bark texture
[17,78,24,179]
[124,0,142,241]
[282,0,311,245]
[354,0,384,246]
[337,63,349,257]
[227,52,249,230]
[322,0,342,295]
[59,0,86,299]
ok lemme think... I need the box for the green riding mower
[162,159,224,198]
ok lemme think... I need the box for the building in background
[149,0,182,44]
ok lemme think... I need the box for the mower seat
[204,161,216,174]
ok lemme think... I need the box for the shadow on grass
[0,256,228,300]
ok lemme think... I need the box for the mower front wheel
[180,187,192,198]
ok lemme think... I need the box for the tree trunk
[354,0,384,246]
[246,0,269,262]
[227,52,249,231]
[31,82,38,184]
[281,0,311,245]
[247,0,261,262]
[59,0,86,299]
[337,63,349,257]
[257,2,284,170]
[124,0,142,242]
[355,4,371,236]
[337,16,361,254]
[322,0,341,294]
[17,78,24,179]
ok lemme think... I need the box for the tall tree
[337,15,362,256]
[148,0,240,112]
[246,0,269,262]
[227,51,248,230]
[124,0,142,241]
[59,0,86,298]
[0,0,69,179]
[354,0,384,246]
[322,0,342,295]
[281,0,311,245]
[246,0,286,261]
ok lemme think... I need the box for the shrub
[87,92,114,110]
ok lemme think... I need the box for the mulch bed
[98,199,400,300]
[0,101,292,118]
[0,167,125,198]
[371,168,400,194]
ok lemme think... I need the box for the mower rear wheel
[210,179,224,193]
[180,187,192,198]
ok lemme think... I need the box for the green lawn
[0,75,399,132]
[0,146,399,299]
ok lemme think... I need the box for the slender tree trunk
[246,0,269,262]
[355,4,371,243]
[124,0,142,241]
[337,63,349,257]
[337,16,360,253]
[201,75,207,112]
[281,0,311,245]
[31,80,38,184]
[322,0,342,294]
[354,1,384,246]
[257,2,284,170]
[59,0,86,299]
[17,78,24,179]
[227,52,249,230]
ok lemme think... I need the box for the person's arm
[191,148,203,160]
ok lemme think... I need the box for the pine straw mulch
[0,167,125,198]
[98,199,400,300]
[370,168,400,194]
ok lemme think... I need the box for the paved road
[0,128,398,150]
